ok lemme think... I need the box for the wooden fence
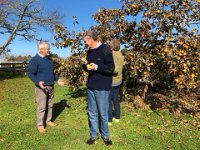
[0,61,29,75]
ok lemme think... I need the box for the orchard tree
[54,54,87,90]
[53,0,200,96]
[91,0,200,91]
[0,0,63,55]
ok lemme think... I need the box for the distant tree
[6,54,32,61]
[0,0,63,55]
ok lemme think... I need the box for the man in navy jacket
[28,41,64,133]
[81,30,114,146]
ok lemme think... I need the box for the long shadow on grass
[52,99,71,121]
[66,88,86,99]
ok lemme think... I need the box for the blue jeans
[87,89,110,139]
[108,85,120,122]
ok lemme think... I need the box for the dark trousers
[108,85,120,122]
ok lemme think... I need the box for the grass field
[0,74,200,150]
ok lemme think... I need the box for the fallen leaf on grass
[143,135,152,140]
[131,112,141,117]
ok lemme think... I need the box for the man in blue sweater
[81,30,114,146]
[28,41,64,133]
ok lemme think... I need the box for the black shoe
[102,137,112,146]
[86,137,98,145]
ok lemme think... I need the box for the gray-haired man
[28,41,64,133]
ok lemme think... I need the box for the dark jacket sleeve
[28,58,39,84]
[97,45,114,74]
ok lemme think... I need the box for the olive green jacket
[112,51,124,86]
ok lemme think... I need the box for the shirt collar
[38,53,45,58]
[91,41,102,49]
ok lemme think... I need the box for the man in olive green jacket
[108,39,124,125]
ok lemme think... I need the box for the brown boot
[47,121,57,127]
[37,126,46,133]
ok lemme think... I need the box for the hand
[38,81,45,89]
[57,79,65,86]
[86,63,92,70]
[87,63,97,70]
[80,58,88,64]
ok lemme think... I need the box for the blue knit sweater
[85,44,114,90]
[28,54,58,86]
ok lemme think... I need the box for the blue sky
[1,0,121,58]
[1,0,199,58]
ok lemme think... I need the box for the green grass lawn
[0,75,199,150]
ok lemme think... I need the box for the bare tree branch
[0,0,63,55]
